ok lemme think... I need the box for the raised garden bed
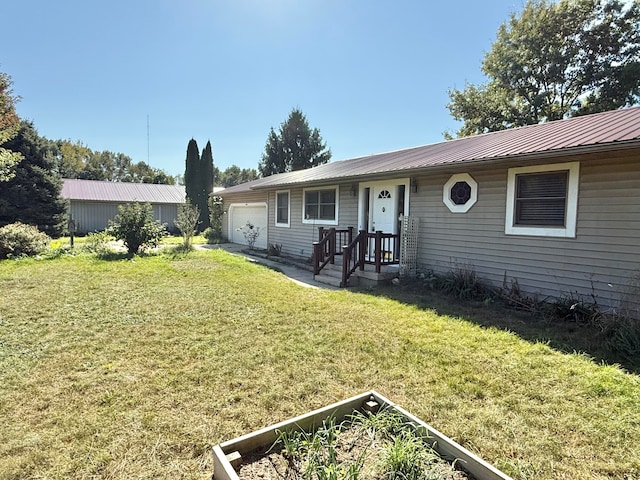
[213,390,512,480]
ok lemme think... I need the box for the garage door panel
[229,204,268,249]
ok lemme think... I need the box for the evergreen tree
[184,138,200,221]
[0,121,67,237]
[259,109,331,177]
[199,141,214,229]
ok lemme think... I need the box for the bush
[267,243,282,256]
[107,203,167,255]
[428,265,490,301]
[207,195,223,243]
[82,231,114,257]
[203,227,220,244]
[0,222,50,259]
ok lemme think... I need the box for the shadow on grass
[357,281,640,375]
[94,250,165,261]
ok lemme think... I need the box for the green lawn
[0,250,638,479]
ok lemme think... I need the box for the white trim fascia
[505,162,580,238]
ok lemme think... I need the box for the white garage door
[229,203,268,250]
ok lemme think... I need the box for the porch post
[329,228,336,265]
[341,244,350,288]
[358,230,366,271]
[312,241,320,275]
[375,230,382,273]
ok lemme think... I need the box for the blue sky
[3,0,523,177]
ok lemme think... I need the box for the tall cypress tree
[184,138,200,225]
[199,141,214,229]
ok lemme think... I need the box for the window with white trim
[302,187,338,225]
[443,173,478,213]
[505,162,580,238]
[275,190,290,227]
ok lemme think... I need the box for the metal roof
[61,179,186,204]
[221,107,640,194]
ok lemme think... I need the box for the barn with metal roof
[61,179,186,234]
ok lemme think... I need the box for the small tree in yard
[107,202,167,255]
[174,202,200,250]
[205,194,223,244]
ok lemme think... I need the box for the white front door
[358,180,409,261]
[370,184,397,234]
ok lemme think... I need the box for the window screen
[515,171,568,226]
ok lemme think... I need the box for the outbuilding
[61,179,186,234]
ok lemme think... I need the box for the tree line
[51,139,175,184]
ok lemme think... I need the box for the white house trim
[505,162,580,238]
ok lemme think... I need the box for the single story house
[61,179,186,234]
[220,107,640,315]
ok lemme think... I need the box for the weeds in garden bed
[239,409,469,480]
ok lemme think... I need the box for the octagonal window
[443,174,478,213]
[450,181,471,205]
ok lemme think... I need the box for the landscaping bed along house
[213,391,512,480]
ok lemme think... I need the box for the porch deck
[313,227,401,288]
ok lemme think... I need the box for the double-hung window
[302,187,338,225]
[505,162,579,238]
[275,191,290,227]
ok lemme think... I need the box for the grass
[1,250,639,479]
[55,234,208,247]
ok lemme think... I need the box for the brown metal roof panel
[62,179,186,203]
[229,107,640,191]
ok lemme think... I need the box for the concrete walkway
[196,243,339,290]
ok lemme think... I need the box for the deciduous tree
[107,202,167,255]
[447,0,640,137]
[219,165,259,187]
[259,109,331,176]
[0,72,22,181]
[174,202,200,250]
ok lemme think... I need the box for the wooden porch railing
[314,227,400,287]
[312,227,354,275]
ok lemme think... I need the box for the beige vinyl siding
[268,184,358,259]
[412,153,640,312]
[221,191,269,242]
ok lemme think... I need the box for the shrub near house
[0,222,50,259]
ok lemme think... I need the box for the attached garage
[228,202,268,249]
